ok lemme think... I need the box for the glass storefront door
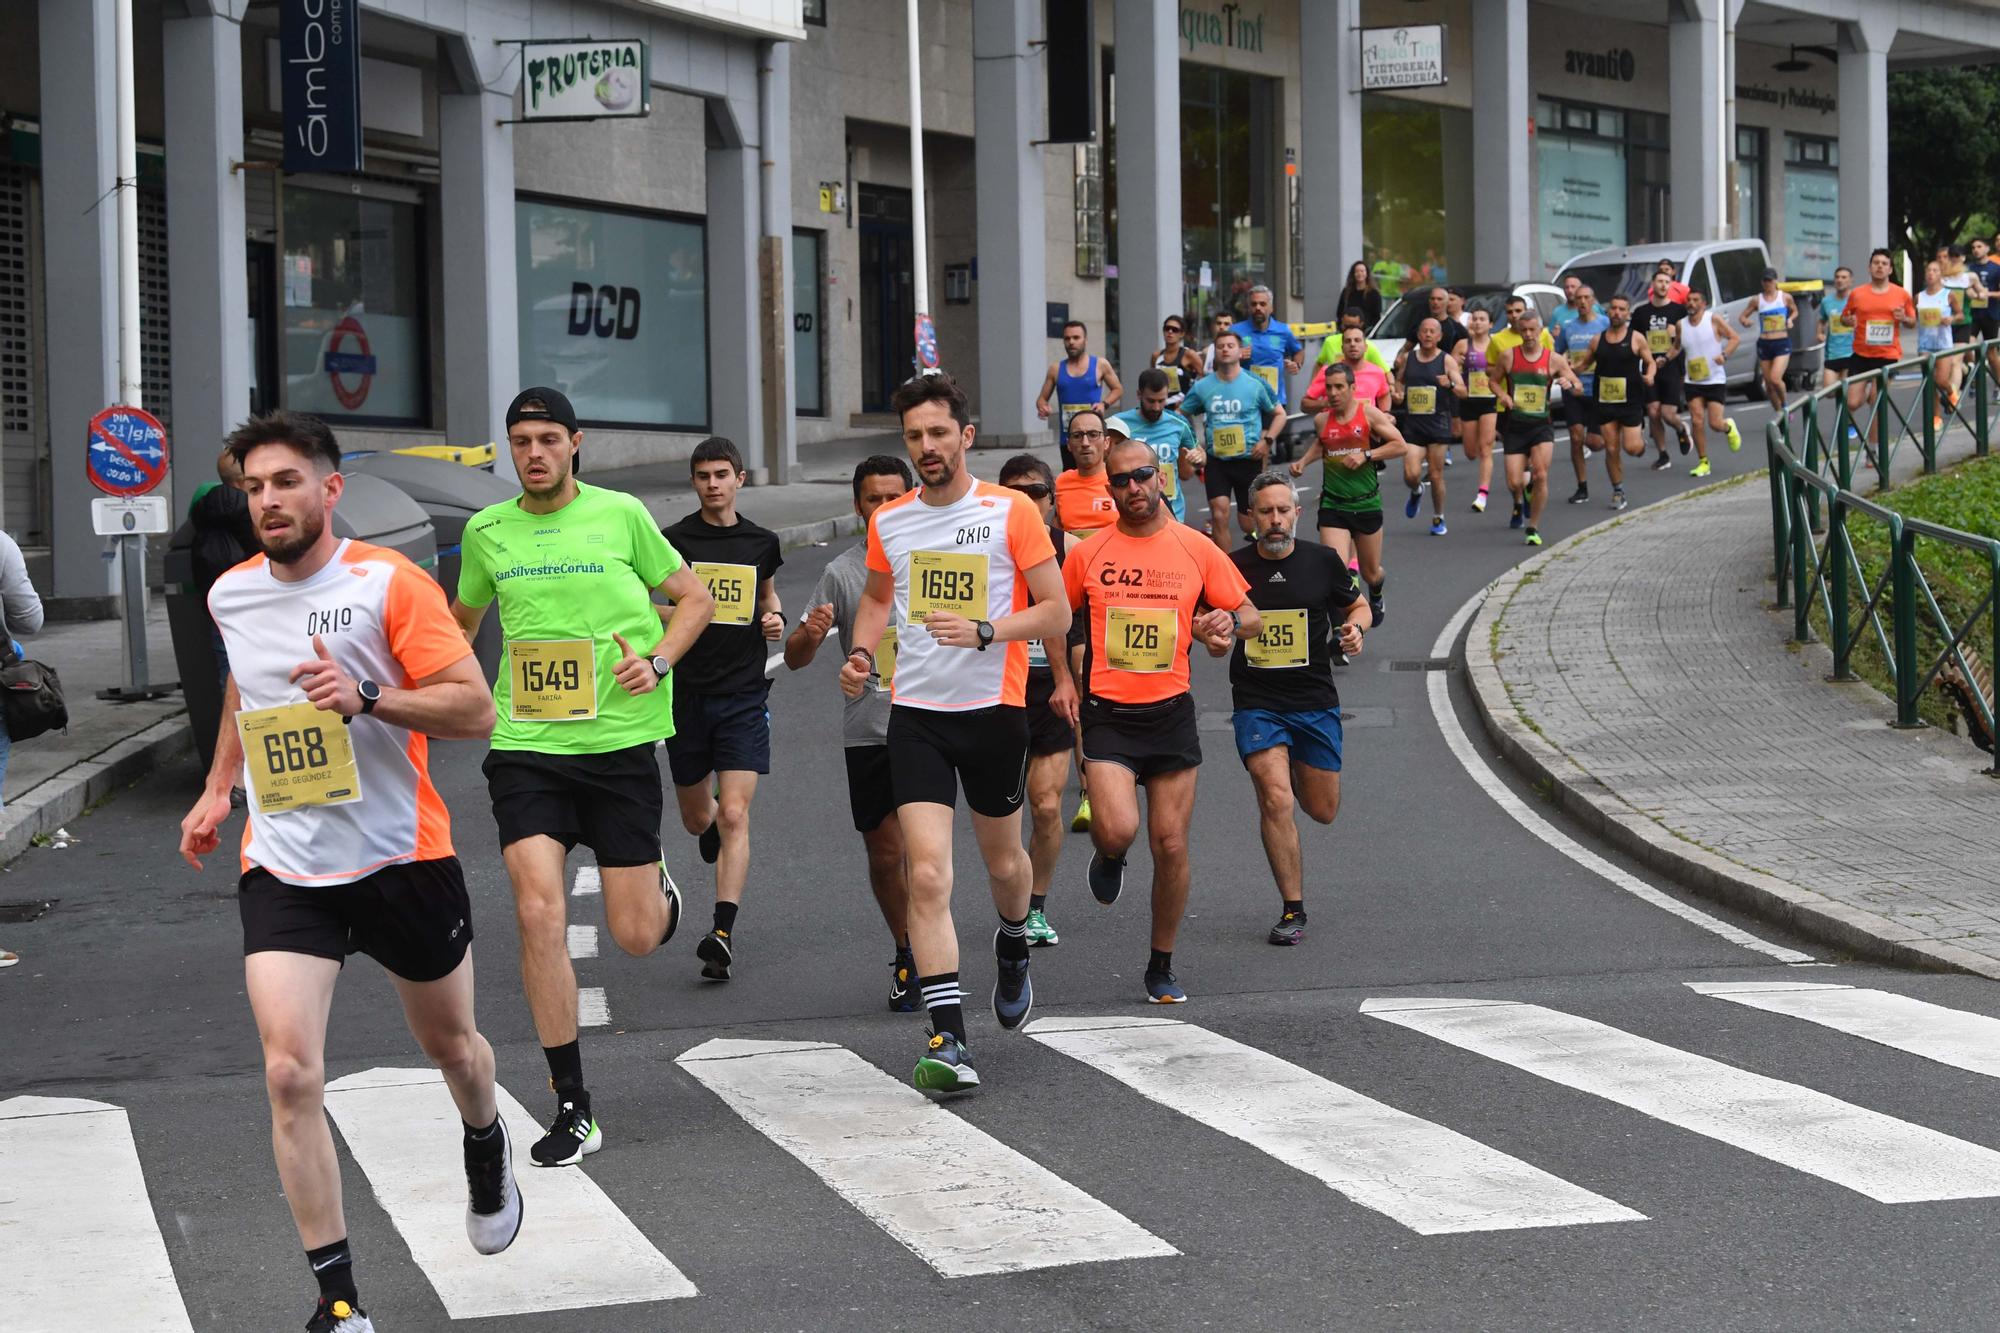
[1180,61,1278,325]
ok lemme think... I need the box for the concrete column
[1300,0,1362,319]
[973,0,1045,451]
[1839,13,1896,259]
[1113,0,1180,383]
[438,90,520,481]
[163,9,251,497]
[1668,0,1733,243]
[38,0,118,597]
[1471,0,1530,281]
[757,40,796,482]
[707,138,764,471]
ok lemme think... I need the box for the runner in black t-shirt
[1214,471,1369,947]
[1637,274,1694,470]
[661,437,784,981]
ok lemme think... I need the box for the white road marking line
[1427,590,1813,964]
[1689,981,2000,1080]
[567,924,599,959]
[572,864,601,896]
[765,651,785,678]
[577,987,611,1027]
[324,1068,693,1317]
[1025,1016,1642,1234]
[1362,998,2000,1203]
[676,1038,1177,1276]
[0,1096,195,1332]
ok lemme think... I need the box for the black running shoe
[697,819,720,865]
[531,1098,601,1167]
[992,930,1034,1030]
[465,1118,523,1254]
[1088,851,1126,906]
[1567,485,1590,505]
[889,948,919,1012]
[1677,422,1693,456]
[657,861,682,946]
[306,1297,374,1333]
[1267,911,1307,946]
[697,928,733,980]
[1367,593,1385,627]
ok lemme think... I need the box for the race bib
[1104,607,1178,673]
[1513,383,1547,414]
[1865,318,1896,346]
[1250,365,1280,392]
[1828,314,1852,335]
[1598,377,1628,405]
[1028,637,1048,669]
[1647,328,1673,354]
[1406,386,1437,415]
[1467,370,1492,398]
[1060,401,1093,428]
[908,550,988,623]
[1761,312,1786,336]
[1921,306,1943,328]
[237,701,363,814]
[509,638,598,721]
[1244,608,1308,669]
[1158,456,1179,501]
[1687,356,1710,382]
[695,562,757,626]
[1213,424,1248,459]
[875,626,897,691]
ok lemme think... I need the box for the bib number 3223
[237,701,363,814]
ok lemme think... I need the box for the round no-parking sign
[86,405,170,497]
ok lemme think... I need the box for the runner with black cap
[452,386,715,1167]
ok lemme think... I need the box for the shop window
[515,196,708,431]
[803,0,826,25]
[1181,61,1278,324]
[1075,144,1105,279]
[1361,94,1449,298]
[1535,99,1628,276]
[792,230,825,418]
[1735,127,1766,245]
[1783,135,1840,276]
[282,188,429,425]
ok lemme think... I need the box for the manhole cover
[0,899,55,923]
[1387,658,1454,672]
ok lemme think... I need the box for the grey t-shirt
[807,543,892,747]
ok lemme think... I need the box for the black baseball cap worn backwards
[505,387,579,431]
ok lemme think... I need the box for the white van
[1554,239,1786,392]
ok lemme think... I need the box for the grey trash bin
[164,475,437,771]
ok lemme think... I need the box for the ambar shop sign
[280,0,362,172]
[521,40,651,122]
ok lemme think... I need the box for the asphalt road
[10,385,2000,1332]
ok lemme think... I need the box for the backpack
[0,641,67,741]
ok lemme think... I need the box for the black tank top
[1152,350,1191,405]
[1592,326,1641,402]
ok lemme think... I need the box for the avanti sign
[521,40,651,122]
[1180,3,1265,56]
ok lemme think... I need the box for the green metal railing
[1766,341,1999,773]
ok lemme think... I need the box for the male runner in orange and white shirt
[178,410,515,1333]
[839,373,1070,1094]
[1063,433,1261,1004]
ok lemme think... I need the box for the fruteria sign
[1361,25,1447,91]
[521,40,651,121]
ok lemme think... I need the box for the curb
[772,512,864,551]
[0,714,194,869]
[1458,506,2000,982]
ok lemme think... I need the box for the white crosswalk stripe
[324,1068,695,1318]
[1026,1015,1644,1234]
[572,864,601,896]
[577,986,612,1027]
[1689,981,2000,1079]
[676,1037,1178,1277]
[1362,997,2000,1203]
[567,924,600,959]
[0,1096,194,1332]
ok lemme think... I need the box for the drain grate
[0,899,55,923]
[1387,658,1453,672]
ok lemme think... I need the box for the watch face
[651,656,672,677]
[359,680,381,701]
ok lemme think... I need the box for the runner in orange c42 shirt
[1062,435,1261,1004]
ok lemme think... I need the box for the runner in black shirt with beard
[1637,273,1694,470]
[1216,471,1370,947]
[661,437,784,980]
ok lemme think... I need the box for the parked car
[1554,238,1819,391]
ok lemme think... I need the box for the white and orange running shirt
[865,480,1056,711]
[208,539,474,886]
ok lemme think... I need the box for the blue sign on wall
[281,0,363,173]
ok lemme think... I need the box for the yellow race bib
[1157,455,1179,500]
[509,638,598,721]
[1467,370,1492,397]
[1250,365,1280,392]
[875,626,898,691]
[695,562,758,626]
[1513,383,1547,414]
[237,701,363,814]
[1647,328,1673,354]
[1598,377,1628,405]
[1060,402,1093,428]
[1921,306,1943,328]
[1865,318,1896,346]
[1244,608,1308,669]
[1829,314,1852,335]
[1212,424,1248,459]
[1687,356,1710,382]
[1104,607,1178,673]
[908,550,988,623]
[1761,312,1786,336]
[1406,386,1437,414]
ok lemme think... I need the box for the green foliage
[1888,67,2000,256]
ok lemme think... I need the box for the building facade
[8,0,2000,597]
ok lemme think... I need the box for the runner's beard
[521,457,573,502]
[1258,528,1293,556]
[1120,489,1161,522]
[261,507,326,564]
[918,455,958,487]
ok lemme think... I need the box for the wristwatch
[650,655,672,679]
[975,620,995,651]
[357,679,381,715]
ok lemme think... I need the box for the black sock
[996,912,1030,962]
[543,1040,584,1101]
[1029,893,1047,913]
[920,971,966,1042]
[463,1115,503,1161]
[713,900,738,935]
[895,935,911,954]
[306,1238,358,1307]
[1283,899,1307,918]
[1368,578,1385,598]
[1148,949,1173,975]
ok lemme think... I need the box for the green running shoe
[1024,907,1060,947]
[913,1031,980,1094]
[1725,418,1741,451]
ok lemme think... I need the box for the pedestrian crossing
[16,981,2000,1327]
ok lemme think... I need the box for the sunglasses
[1163,323,1184,333]
[1068,427,1107,441]
[1005,481,1052,500]
[1107,464,1159,489]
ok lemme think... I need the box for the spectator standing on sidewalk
[0,523,45,967]
[188,446,257,685]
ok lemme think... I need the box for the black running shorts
[1500,418,1555,455]
[1648,358,1686,408]
[1459,396,1496,421]
[1024,671,1077,757]
[666,686,772,786]
[1686,381,1729,404]
[1563,392,1596,432]
[1316,506,1384,536]
[887,703,1029,817]
[843,744,895,833]
[482,743,664,867]
[240,857,473,983]
[1081,693,1202,781]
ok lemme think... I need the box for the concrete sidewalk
[1466,436,2000,977]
